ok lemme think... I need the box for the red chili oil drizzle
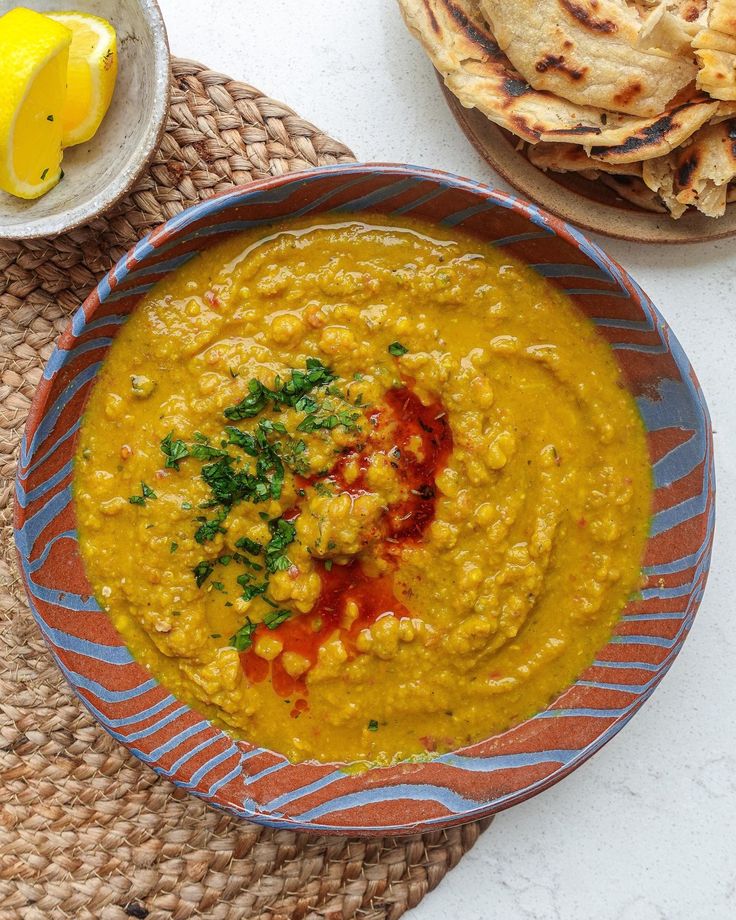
[330,386,452,540]
[244,560,412,700]
[239,384,452,713]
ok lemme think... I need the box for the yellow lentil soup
[74,216,651,765]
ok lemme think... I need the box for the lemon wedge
[47,12,118,148]
[0,7,71,200]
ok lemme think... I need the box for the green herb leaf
[190,443,229,461]
[193,560,214,588]
[170,542,179,553]
[265,517,297,573]
[230,618,257,652]
[264,608,291,630]
[368,719,379,731]
[194,509,228,544]
[161,432,189,470]
[388,342,408,357]
[235,536,262,555]
[129,481,157,506]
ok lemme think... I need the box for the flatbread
[480,0,696,116]
[398,0,716,155]
[583,96,718,163]
[642,119,736,215]
[694,0,736,100]
[527,141,643,174]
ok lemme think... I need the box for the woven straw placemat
[0,59,490,920]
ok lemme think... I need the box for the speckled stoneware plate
[15,164,715,834]
[439,81,736,245]
[0,0,170,240]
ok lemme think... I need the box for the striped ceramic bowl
[14,164,714,835]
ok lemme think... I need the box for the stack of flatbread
[398,0,736,218]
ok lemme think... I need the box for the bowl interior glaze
[14,164,714,834]
[0,0,170,240]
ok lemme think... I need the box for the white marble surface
[159,2,736,917]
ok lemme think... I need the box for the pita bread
[479,0,696,117]
[398,0,716,154]
[642,119,736,215]
[527,141,643,175]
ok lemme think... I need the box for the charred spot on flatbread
[444,0,502,58]
[504,77,533,98]
[677,152,699,187]
[588,101,718,162]
[559,0,618,34]
[682,2,706,23]
[423,0,441,33]
[613,81,643,109]
[535,54,587,81]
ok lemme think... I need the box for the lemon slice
[0,7,71,200]
[47,12,118,148]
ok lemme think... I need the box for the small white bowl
[0,0,170,240]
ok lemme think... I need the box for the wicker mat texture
[0,59,491,920]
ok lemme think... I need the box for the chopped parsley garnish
[165,359,364,605]
[161,432,189,470]
[193,560,214,588]
[264,608,291,630]
[230,618,256,651]
[368,719,379,731]
[211,581,226,592]
[239,580,268,601]
[170,542,178,553]
[235,536,262,555]
[223,358,336,420]
[190,443,229,461]
[297,408,359,433]
[194,509,227,544]
[129,481,157,506]
[265,517,296,573]
[388,341,409,357]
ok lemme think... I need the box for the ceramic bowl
[0,0,169,240]
[14,164,715,834]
